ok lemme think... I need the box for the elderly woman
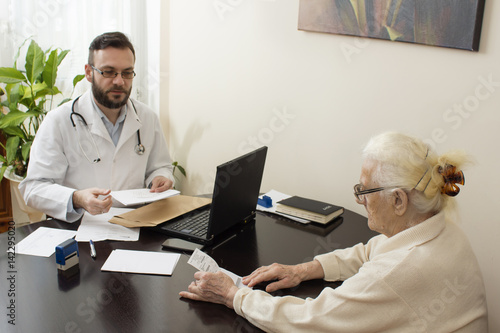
[180,132,488,332]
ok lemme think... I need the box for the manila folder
[109,195,211,228]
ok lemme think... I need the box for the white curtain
[0,0,161,114]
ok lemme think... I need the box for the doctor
[19,32,175,222]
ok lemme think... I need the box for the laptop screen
[207,146,268,238]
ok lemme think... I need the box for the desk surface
[0,210,377,333]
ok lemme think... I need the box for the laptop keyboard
[166,210,210,238]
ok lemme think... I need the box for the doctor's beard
[91,78,132,109]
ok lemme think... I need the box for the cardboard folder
[109,195,211,228]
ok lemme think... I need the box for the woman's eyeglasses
[353,184,400,202]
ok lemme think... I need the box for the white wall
[161,1,499,330]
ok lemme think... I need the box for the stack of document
[76,208,140,242]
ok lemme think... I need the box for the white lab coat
[19,91,174,222]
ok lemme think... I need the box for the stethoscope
[70,96,145,164]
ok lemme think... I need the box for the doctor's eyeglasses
[91,65,136,79]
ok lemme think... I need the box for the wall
[161,1,499,330]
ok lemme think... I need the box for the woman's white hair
[362,132,468,214]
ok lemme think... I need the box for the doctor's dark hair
[88,32,136,65]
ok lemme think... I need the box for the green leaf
[7,102,21,113]
[25,40,45,84]
[4,83,23,106]
[5,136,20,163]
[13,37,31,69]
[50,86,62,95]
[42,49,58,88]
[21,82,47,100]
[0,67,26,84]
[57,49,70,66]
[0,126,25,138]
[21,141,32,161]
[177,164,186,177]
[32,81,49,94]
[28,83,61,100]
[0,164,7,182]
[44,47,52,57]
[34,88,54,100]
[73,74,85,87]
[0,110,33,128]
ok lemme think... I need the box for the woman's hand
[179,271,239,309]
[242,260,324,293]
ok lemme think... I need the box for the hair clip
[439,164,465,197]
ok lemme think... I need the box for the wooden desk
[0,210,376,332]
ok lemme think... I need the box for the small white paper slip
[15,227,77,257]
[187,248,248,288]
[111,189,180,206]
[101,249,181,276]
[187,248,220,273]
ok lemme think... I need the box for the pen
[89,239,97,259]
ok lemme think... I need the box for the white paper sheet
[111,188,180,206]
[187,248,248,288]
[257,189,310,224]
[15,227,77,257]
[101,249,181,275]
[76,208,139,242]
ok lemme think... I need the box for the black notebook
[276,196,344,224]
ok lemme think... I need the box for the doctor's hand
[149,176,173,193]
[242,260,325,293]
[73,188,112,215]
[179,271,239,309]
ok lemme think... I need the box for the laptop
[154,146,268,245]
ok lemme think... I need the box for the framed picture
[298,0,486,51]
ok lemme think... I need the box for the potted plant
[0,40,83,222]
[0,39,84,181]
